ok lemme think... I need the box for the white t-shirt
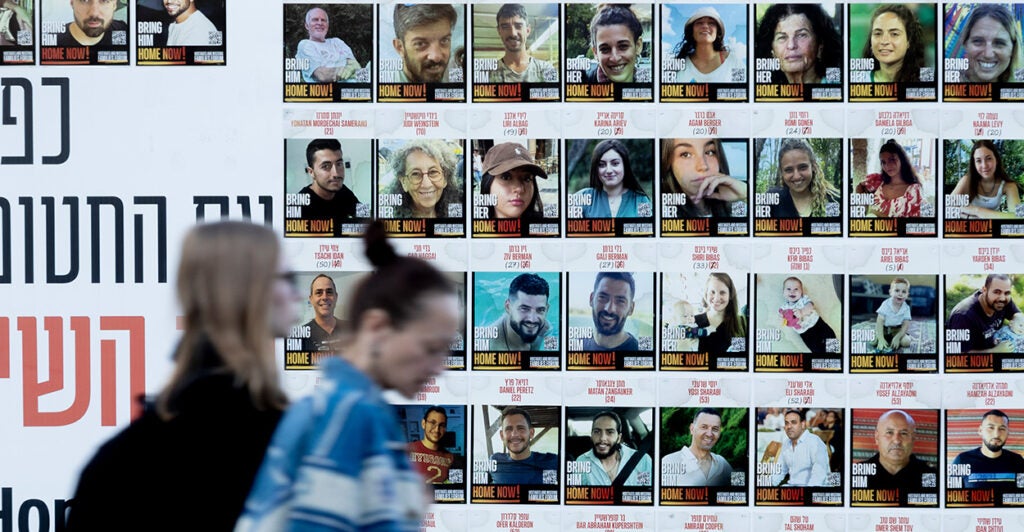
[296,38,356,82]
[167,10,218,46]
[876,297,911,327]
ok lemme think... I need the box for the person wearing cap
[478,142,548,220]
[489,3,558,83]
[489,273,554,351]
[669,7,746,83]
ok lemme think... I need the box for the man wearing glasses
[57,0,127,47]
[409,407,457,483]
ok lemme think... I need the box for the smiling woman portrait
[572,139,652,218]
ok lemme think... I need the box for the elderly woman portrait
[381,139,463,219]
[755,3,843,84]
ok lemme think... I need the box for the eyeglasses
[402,169,445,184]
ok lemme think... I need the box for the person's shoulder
[110,19,129,31]
[534,451,559,465]
[953,447,982,462]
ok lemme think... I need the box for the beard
[593,442,621,460]
[593,310,626,336]
[510,317,542,343]
[984,438,1006,453]
[77,17,112,38]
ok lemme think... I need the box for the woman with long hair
[955,3,1022,83]
[238,221,461,531]
[478,142,547,221]
[860,4,926,83]
[385,139,463,219]
[574,139,652,218]
[67,222,302,531]
[661,138,747,218]
[696,273,747,354]
[855,139,924,217]
[670,7,745,83]
[766,138,840,217]
[586,4,644,83]
[952,139,1021,218]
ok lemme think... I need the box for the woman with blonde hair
[67,221,302,531]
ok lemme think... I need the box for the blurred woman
[860,4,926,83]
[385,139,463,218]
[587,4,644,83]
[661,138,747,218]
[765,138,840,217]
[952,139,1021,218]
[755,3,842,84]
[67,222,302,531]
[696,273,747,354]
[238,221,461,531]
[855,139,924,217]
[670,7,745,83]
[574,139,652,218]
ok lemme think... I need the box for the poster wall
[3,2,1024,531]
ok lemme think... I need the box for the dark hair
[704,273,746,338]
[509,273,549,299]
[497,3,528,24]
[860,4,925,83]
[306,138,342,167]
[593,410,623,432]
[784,409,804,419]
[589,4,643,48]
[984,273,1012,288]
[755,3,843,83]
[394,4,457,42]
[479,171,544,220]
[693,407,722,423]
[660,138,732,218]
[589,139,648,197]
[423,405,447,421]
[593,271,636,300]
[960,4,1020,83]
[982,409,1010,425]
[347,221,455,328]
[674,14,725,58]
[967,140,1011,203]
[501,406,533,428]
[877,139,920,185]
[308,273,336,296]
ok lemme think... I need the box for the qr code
[826,472,841,487]
[638,336,653,350]
[636,471,651,485]
[355,67,371,83]
[208,31,223,46]
[920,67,935,82]
[729,337,746,352]
[1015,203,1024,218]
[449,469,463,483]
[355,203,370,218]
[730,471,745,486]
[1017,473,1024,488]
[449,67,464,83]
[543,68,558,83]
[730,68,744,83]
[635,66,652,83]
[849,70,870,83]
[825,202,840,217]
[542,469,558,484]
[544,204,558,218]
[17,30,31,46]
[112,31,126,46]
[448,203,462,218]
[449,334,464,350]
[637,202,652,217]
[825,338,840,353]
[1016,68,1024,81]
[543,335,558,350]
[921,473,936,488]
[920,202,934,217]
[824,68,841,84]
[731,201,747,217]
